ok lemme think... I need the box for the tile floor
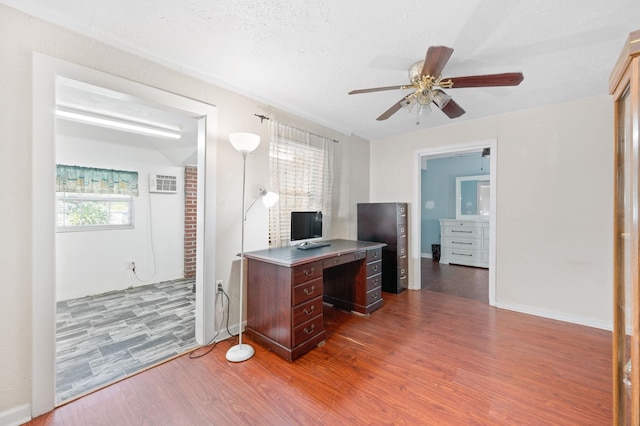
[55,278,196,403]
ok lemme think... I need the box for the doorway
[413,139,497,305]
[53,77,202,403]
[32,54,218,415]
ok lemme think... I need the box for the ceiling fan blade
[376,97,407,121]
[348,85,409,95]
[440,98,465,119]
[445,72,524,88]
[421,46,454,78]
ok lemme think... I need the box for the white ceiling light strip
[55,108,182,140]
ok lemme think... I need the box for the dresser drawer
[292,296,323,326]
[366,260,382,277]
[366,287,382,306]
[366,274,382,291]
[292,277,323,306]
[443,236,482,250]
[367,247,382,263]
[443,226,481,239]
[323,250,366,269]
[293,315,323,347]
[292,261,323,283]
[444,248,481,264]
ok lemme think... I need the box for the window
[55,164,138,232]
[268,121,334,247]
[56,193,134,231]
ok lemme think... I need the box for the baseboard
[0,403,31,426]
[421,253,432,259]
[495,301,612,331]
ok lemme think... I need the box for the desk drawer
[366,287,382,306]
[293,277,323,306]
[323,251,366,269]
[292,296,323,326]
[366,274,382,291]
[292,261,323,283]
[366,260,382,277]
[293,315,323,347]
[367,247,382,263]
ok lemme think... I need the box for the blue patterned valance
[56,165,139,196]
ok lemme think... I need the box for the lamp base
[225,343,255,362]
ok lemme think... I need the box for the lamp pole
[226,133,259,362]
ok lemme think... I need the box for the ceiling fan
[348,46,524,122]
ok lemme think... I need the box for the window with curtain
[56,164,138,231]
[268,121,334,247]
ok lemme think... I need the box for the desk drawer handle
[303,305,315,316]
[304,324,315,335]
[372,265,379,272]
[333,259,339,265]
[303,285,316,295]
[371,293,378,300]
[303,267,315,276]
[373,251,379,258]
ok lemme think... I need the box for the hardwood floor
[27,290,611,425]
[422,257,489,302]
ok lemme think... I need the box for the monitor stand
[296,241,331,250]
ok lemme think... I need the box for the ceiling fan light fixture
[408,60,424,84]
[432,89,452,109]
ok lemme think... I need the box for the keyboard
[296,242,331,250]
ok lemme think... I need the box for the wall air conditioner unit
[149,173,177,193]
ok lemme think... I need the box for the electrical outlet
[125,261,135,270]
[216,280,223,293]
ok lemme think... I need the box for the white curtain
[268,121,334,247]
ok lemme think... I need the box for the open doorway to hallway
[417,140,496,304]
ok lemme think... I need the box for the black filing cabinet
[357,202,408,293]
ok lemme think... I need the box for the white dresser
[439,219,489,268]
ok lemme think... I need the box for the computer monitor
[290,211,323,244]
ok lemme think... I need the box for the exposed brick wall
[184,166,198,279]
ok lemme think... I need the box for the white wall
[0,3,370,421]
[55,134,186,301]
[370,95,614,329]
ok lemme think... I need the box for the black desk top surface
[243,239,386,268]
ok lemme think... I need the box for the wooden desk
[243,239,385,361]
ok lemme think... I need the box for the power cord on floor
[188,286,237,358]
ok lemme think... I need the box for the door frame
[32,53,218,415]
[412,138,497,305]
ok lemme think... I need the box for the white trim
[413,139,497,305]
[0,404,32,426]
[32,53,217,416]
[495,301,612,331]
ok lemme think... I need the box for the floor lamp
[226,132,278,362]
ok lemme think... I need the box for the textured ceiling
[4,0,639,140]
